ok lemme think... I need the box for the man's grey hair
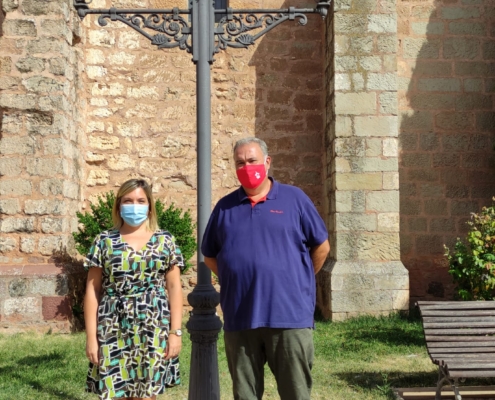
[233,137,269,158]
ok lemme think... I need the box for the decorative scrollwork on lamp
[215,11,308,52]
[97,9,192,51]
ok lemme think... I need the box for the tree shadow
[0,353,84,400]
[399,3,495,303]
[248,0,326,211]
[50,249,87,332]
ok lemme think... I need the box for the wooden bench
[416,301,495,400]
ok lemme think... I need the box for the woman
[84,179,184,400]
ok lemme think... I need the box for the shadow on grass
[0,352,83,400]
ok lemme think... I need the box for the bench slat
[430,348,495,354]
[425,335,495,342]
[421,310,495,317]
[423,317,495,323]
[418,302,495,310]
[432,354,495,360]
[449,370,495,378]
[424,322,495,328]
[424,328,495,335]
[428,342,495,348]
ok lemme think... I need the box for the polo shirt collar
[237,177,279,203]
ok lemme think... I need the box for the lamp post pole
[74,1,331,398]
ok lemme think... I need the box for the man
[201,137,330,400]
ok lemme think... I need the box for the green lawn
[0,313,444,400]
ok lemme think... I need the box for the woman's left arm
[165,265,183,360]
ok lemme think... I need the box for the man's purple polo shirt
[201,178,328,332]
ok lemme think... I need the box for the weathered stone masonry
[1,0,495,331]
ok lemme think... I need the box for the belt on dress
[105,287,166,331]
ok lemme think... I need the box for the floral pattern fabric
[84,229,184,400]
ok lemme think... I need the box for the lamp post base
[186,280,223,400]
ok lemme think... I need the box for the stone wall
[0,0,85,263]
[317,0,409,321]
[81,0,325,214]
[0,0,86,331]
[398,0,495,302]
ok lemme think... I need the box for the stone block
[3,20,36,37]
[38,236,65,256]
[23,76,64,93]
[91,83,124,97]
[9,278,28,297]
[366,191,399,212]
[86,170,109,187]
[27,37,64,54]
[88,135,119,150]
[383,172,399,190]
[42,296,71,321]
[107,154,136,171]
[0,217,35,233]
[359,158,398,173]
[127,86,159,100]
[441,6,480,20]
[349,36,373,54]
[0,237,17,253]
[4,297,40,319]
[449,22,485,36]
[0,93,37,110]
[0,76,21,90]
[424,199,448,216]
[403,38,440,59]
[464,78,483,93]
[20,237,36,253]
[455,61,493,77]
[379,92,397,115]
[367,73,397,91]
[26,158,68,176]
[0,199,20,215]
[15,57,45,73]
[412,21,444,35]
[368,14,396,33]
[40,178,64,196]
[360,56,382,72]
[436,112,472,130]
[335,191,352,213]
[335,173,382,190]
[0,136,36,155]
[0,157,22,176]
[417,78,461,92]
[378,213,400,232]
[41,217,67,234]
[88,30,116,47]
[48,58,66,76]
[336,213,377,232]
[0,179,32,196]
[355,116,398,137]
[22,0,67,15]
[444,37,480,60]
[335,92,376,115]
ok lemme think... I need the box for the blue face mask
[120,204,149,227]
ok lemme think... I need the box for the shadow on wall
[399,2,495,302]
[248,0,326,211]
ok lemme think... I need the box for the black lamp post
[73,1,331,398]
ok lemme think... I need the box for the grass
[0,313,450,400]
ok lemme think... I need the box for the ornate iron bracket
[73,0,331,56]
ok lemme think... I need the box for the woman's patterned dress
[84,229,184,400]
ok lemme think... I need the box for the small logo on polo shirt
[254,172,261,179]
[270,210,284,214]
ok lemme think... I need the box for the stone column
[317,0,409,320]
[0,0,85,332]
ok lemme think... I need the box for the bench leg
[435,366,458,400]
[435,365,462,400]
[452,378,462,400]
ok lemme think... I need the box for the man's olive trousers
[224,327,314,400]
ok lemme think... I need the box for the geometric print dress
[83,229,184,400]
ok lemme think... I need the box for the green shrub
[445,201,495,300]
[73,192,196,272]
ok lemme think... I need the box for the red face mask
[236,163,267,189]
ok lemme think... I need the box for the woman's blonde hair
[112,179,158,231]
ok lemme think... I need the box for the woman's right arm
[84,267,103,364]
